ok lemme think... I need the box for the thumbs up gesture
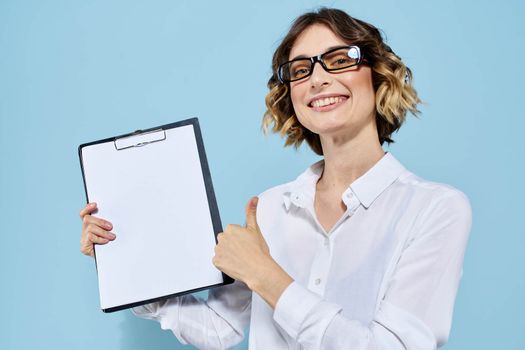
[213,196,294,308]
[212,197,270,284]
[244,196,270,255]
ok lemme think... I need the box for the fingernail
[105,222,112,229]
[109,233,116,239]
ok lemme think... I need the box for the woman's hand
[79,203,116,257]
[213,197,293,309]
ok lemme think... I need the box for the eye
[335,57,351,65]
[327,55,353,68]
[289,61,311,79]
[292,67,309,78]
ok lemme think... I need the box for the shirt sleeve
[273,190,472,350]
[131,280,252,350]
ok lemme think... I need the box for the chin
[309,125,348,138]
[303,117,349,134]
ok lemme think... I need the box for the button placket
[297,189,334,295]
[307,235,332,295]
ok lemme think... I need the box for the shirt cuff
[130,299,188,345]
[273,281,341,340]
[131,302,160,319]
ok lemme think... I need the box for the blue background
[1,0,523,349]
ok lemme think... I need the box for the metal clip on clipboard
[114,129,167,150]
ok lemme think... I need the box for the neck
[317,122,385,192]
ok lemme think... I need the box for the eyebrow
[289,45,348,61]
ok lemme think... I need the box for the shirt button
[314,278,321,285]
[346,192,353,198]
[324,239,329,247]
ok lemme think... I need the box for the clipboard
[78,117,233,313]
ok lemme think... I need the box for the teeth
[312,96,345,108]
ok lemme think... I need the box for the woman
[79,8,472,349]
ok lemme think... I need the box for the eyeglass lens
[281,46,360,82]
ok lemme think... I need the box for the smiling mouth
[308,96,349,108]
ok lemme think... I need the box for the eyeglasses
[278,45,363,84]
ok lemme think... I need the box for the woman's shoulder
[256,181,295,203]
[398,171,470,203]
[396,171,472,226]
[256,161,318,203]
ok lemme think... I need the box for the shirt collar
[283,152,406,210]
[349,152,406,208]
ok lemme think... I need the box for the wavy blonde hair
[262,8,421,155]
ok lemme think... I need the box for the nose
[309,61,332,89]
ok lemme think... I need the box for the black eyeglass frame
[277,45,363,84]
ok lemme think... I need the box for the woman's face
[289,24,376,140]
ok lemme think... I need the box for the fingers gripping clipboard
[78,118,233,313]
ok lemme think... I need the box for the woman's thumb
[245,196,259,229]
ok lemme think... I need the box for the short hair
[262,7,421,155]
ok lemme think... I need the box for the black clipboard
[79,117,233,313]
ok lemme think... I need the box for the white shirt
[132,152,472,350]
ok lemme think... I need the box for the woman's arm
[132,280,252,350]
[215,191,471,349]
[270,190,472,349]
